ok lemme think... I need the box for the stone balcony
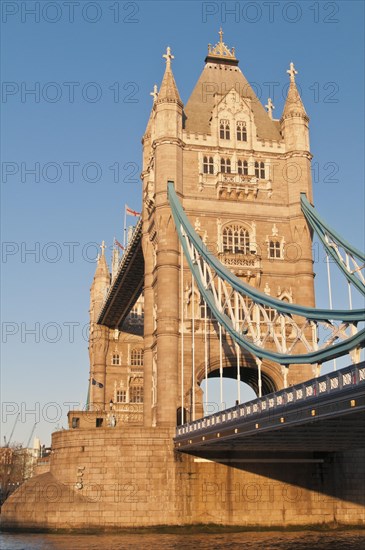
[215,173,273,200]
[218,251,262,282]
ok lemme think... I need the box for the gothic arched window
[203,156,214,174]
[223,225,250,254]
[255,161,265,179]
[220,119,230,139]
[237,160,248,175]
[130,348,144,366]
[221,158,231,174]
[112,354,121,366]
[236,121,247,141]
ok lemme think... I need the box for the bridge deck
[97,219,144,329]
[175,363,365,455]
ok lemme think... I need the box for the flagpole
[123,206,127,248]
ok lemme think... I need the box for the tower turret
[142,48,184,427]
[89,242,110,410]
[281,62,310,152]
[153,47,183,142]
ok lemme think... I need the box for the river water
[1,531,365,549]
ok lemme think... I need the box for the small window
[203,156,214,174]
[96,418,103,428]
[236,121,247,142]
[116,390,126,403]
[269,240,282,259]
[219,119,230,140]
[237,160,248,176]
[130,386,144,403]
[130,306,138,319]
[112,354,121,366]
[255,161,265,179]
[71,417,80,429]
[130,348,144,366]
[199,299,212,320]
[220,158,231,174]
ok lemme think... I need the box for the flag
[115,239,125,250]
[91,378,104,388]
[125,205,141,217]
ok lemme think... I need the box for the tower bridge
[2,31,364,531]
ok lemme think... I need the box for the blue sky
[1,0,364,446]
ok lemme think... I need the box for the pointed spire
[282,62,308,120]
[94,241,110,280]
[157,46,182,105]
[111,240,120,282]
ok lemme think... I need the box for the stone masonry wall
[1,427,364,530]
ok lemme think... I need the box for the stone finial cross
[150,84,158,102]
[287,62,298,83]
[163,46,174,67]
[100,240,106,255]
[219,27,223,43]
[265,97,275,119]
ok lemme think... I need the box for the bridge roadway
[174,362,365,459]
[98,219,144,329]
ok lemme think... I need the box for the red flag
[125,205,141,217]
[115,239,125,250]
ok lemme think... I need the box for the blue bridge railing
[175,362,365,439]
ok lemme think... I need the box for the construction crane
[26,422,38,448]
[3,414,19,447]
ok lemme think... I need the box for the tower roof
[94,241,110,280]
[156,47,182,105]
[281,62,308,120]
[184,32,281,140]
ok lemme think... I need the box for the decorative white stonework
[287,61,298,83]
[272,224,279,237]
[264,282,271,295]
[277,287,293,302]
[150,84,158,102]
[194,218,201,232]
[265,98,275,119]
[162,46,174,67]
[207,28,236,60]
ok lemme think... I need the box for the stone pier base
[1,427,364,530]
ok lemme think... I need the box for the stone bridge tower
[3,33,363,534]
[141,32,316,429]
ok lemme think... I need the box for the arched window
[236,121,247,141]
[220,119,230,139]
[237,159,248,175]
[203,156,214,174]
[112,354,121,366]
[221,158,231,174]
[130,386,143,403]
[269,240,282,259]
[222,225,250,254]
[255,161,265,179]
[130,348,144,366]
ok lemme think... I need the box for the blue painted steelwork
[167,182,365,365]
[301,194,365,297]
